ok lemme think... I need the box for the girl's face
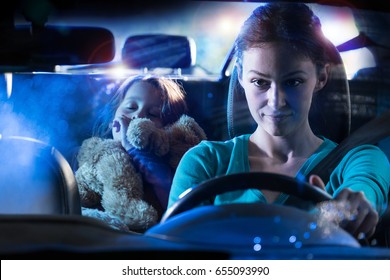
[238,42,328,137]
[114,81,164,128]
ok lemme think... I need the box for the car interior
[0,0,390,259]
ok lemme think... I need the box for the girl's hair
[235,3,331,73]
[93,75,188,138]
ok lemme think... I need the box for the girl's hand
[112,116,132,151]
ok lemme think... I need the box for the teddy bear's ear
[166,115,207,168]
[181,115,207,141]
[170,115,207,143]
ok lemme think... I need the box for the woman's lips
[264,113,291,122]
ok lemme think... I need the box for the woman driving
[167,3,390,239]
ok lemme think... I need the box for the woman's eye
[285,79,303,87]
[252,79,270,88]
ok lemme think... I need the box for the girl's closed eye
[126,101,138,110]
[127,107,137,112]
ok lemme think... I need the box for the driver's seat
[226,39,351,144]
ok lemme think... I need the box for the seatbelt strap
[307,109,390,184]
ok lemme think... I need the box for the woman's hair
[93,75,188,138]
[235,3,332,73]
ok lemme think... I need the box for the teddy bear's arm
[75,164,103,208]
[127,147,173,210]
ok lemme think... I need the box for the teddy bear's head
[126,114,206,169]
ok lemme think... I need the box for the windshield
[12,1,381,78]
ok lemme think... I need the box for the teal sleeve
[327,145,390,215]
[167,142,219,208]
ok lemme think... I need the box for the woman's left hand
[309,174,379,239]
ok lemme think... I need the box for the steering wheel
[161,172,332,222]
[147,172,360,252]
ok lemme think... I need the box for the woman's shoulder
[318,136,338,150]
[192,134,250,151]
[320,135,387,158]
[345,143,389,162]
[180,134,250,162]
[320,136,389,164]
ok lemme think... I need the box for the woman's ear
[314,63,330,92]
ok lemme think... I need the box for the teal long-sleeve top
[167,135,390,215]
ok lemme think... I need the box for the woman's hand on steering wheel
[309,174,326,190]
[310,174,379,239]
[335,189,379,239]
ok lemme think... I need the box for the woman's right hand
[112,116,132,151]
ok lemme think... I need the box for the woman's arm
[328,144,390,214]
[326,144,390,237]
[167,142,220,208]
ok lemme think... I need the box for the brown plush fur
[75,115,206,232]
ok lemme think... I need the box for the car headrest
[122,34,196,69]
[0,136,81,215]
[227,40,351,143]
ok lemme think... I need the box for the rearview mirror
[0,25,115,72]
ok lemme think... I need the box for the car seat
[0,135,81,215]
[226,39,351,144]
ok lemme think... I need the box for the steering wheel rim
[161,172,332,222]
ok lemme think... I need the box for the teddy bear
[75,114,206,232]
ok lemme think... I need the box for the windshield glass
[12,1,380,78]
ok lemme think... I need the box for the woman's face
[114,80,164,130]
[238,42,328,137]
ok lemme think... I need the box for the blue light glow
[294,241,303,249]
[253,236,261,244]
[253,244,262,251]
[289,235,297,243]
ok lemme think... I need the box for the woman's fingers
[309,174,325,190]
[334,189,379,239]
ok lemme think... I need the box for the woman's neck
[249,125,323,161]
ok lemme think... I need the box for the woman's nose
[267,85,286,109]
